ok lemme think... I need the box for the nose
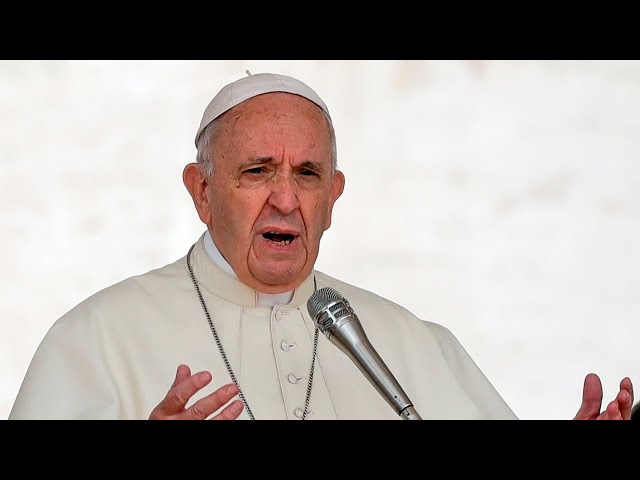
[268,174,300,214]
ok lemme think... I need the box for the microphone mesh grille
[307,286,344,319]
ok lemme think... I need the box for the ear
[324,170,345,230]
[183,163,212,225]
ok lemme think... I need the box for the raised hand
[574,373,634,420]
[149,364,244,420]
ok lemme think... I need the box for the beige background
[2,60,639,419]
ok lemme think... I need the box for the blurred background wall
[1,60,639,419]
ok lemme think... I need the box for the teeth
[263,231,294,246]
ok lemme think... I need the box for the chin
[261,274,299,289]
[255,268,307,291]
[251,258,302,278]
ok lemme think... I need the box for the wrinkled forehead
[195,72,331,146]
[215,93,334,166]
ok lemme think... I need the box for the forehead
[213,92,332,158]
[223,92,328,131]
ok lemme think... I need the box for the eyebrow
[298,160,325,173]
[241,157,273,168]
[242,157,326,172]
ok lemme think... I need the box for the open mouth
[261,231,297,246]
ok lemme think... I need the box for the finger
[171,364,192,389]
[211,400,244,421]
[617,378,634,420]
[620,376,634,397]
[597,400,621,420]
[158,370,213,415]
[182,383,240,420]
[574,373,603,420]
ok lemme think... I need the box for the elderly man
[9,72,634,420]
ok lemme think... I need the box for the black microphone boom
[307,286,422,420]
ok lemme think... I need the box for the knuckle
[189,402,208,420]
[214,408,234,421]
[214,410,230,421]
[213,387,231,404]
[172,388,188,407]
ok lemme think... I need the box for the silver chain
[186,243,319,420]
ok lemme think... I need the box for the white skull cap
[195,71,331,146]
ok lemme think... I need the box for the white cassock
[9,232,518,420]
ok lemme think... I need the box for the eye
[299,169,319,177]
[245,166,266,175]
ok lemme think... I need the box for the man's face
[201,92,344,293]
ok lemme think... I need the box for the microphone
[307,286,422,420]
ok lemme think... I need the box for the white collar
[203,230,294,307]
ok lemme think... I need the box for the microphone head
[307,286,343,318]
[307,287,354,334]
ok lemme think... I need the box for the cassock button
[287,373,305,384]
[275,309,283,321]
[294,408,312,419]
[281,341,296,351]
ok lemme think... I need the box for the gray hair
[195,106,338,178]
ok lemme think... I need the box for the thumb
[574,373,603,420]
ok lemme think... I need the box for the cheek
[208,188,239,232]
[303,198,330,236]
[217,189,267,235]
